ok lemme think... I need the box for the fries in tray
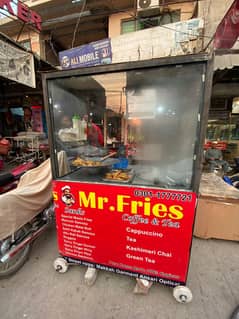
[104,170,131,182]
[72,157,102,167]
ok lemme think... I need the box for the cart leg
[133,278,153,295]
[84,267,98,286]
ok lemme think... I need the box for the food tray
[102,169,134,183]
[71,157,118,168]
[71,157,119,175]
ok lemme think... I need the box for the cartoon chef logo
[61,185,75,206]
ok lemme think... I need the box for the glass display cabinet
[42,54,213,302]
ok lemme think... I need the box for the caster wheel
[84,267,98,286]
[173,285,193,303]
[230,305,239,319]
[53,257,69,273]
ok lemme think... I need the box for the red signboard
[0,0,42,31]
[53,181,197,286]
[214,0,239,49]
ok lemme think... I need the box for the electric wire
[71,0,87,48]
[0,0,234,44]
[49,0,234,47]
[0,0,237,52]
[108,0,239,49]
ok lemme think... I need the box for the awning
[214,49,239,70]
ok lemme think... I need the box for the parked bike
[0,151,68,278]
[0,203,54,278]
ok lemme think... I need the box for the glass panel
[138,17,159,30]
[121,20,136,34]
[160,11,180,25]
[138,11,181,30]
[47,62,204,190]
[121,12,180,34]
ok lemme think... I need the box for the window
[121,20,138,34]
[121,11,180,34]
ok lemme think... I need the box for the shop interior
[0,52,54,168]
[205,66,239,172]
[0,88,49,167]
[47,61,207,190]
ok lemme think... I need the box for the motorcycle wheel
[0,225,31,279]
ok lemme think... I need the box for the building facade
[0,1,236,63]
[0,1,239,139]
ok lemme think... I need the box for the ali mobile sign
[0,0,42,31]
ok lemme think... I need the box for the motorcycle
[0,159,37,194]
[0,151,68,278]
[0,203,54,278]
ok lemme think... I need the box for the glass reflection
[47,63,204,190]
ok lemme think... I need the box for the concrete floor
[0,225,239,319]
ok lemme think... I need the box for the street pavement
[0,224,239,319]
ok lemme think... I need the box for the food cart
[42,54,213,302]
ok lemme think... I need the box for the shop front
[0,32,54,165]
[205,52,239,165]
[194,50,239,242]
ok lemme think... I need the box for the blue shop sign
[59,38,112,70]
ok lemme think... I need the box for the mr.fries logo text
[79,192,184,220]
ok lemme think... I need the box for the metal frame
[42,53,214,193]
